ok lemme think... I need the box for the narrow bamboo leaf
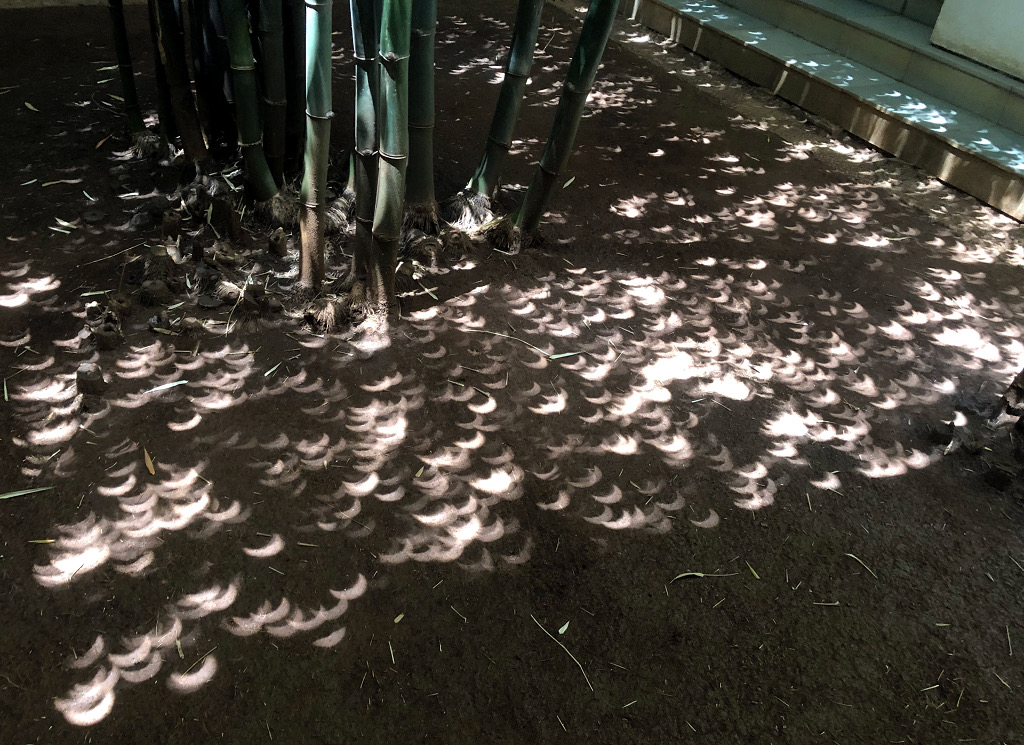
[0,486,53,501]
[670,571,738,582]
[144,448,155,475]
[25,102,39,111]
[144,379,188,394]
[558,621,569,635]
[562,176,575,189]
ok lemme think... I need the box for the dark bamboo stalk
[221,0,279,201]
[468,0,544,199]
[514,0,618,236]
[298,0,333,290]
[108,0,146,135]
[405,0,436,230]
[370,0,411,308]
[147,0,178,142]
[258,0,288,185]
[349,0,379,292]
[198,0,235,151]
[282,0,306,172]
[153,0,208,161]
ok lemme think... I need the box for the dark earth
[2,1,1024,743]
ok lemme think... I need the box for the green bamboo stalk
[370,0,411,308]
[348,0,379,291]
[147,0,177,142]
[153,0,208,162]
[108,0,146,135]
[469,0,544,199]
[282,0,306,172]
[298,0,333,290]
[405,0,436,231]
[513,0,618,236]
[221,0,279,201]
[258,0,288,185]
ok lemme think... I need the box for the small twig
[81,241,146,266]
[462,328,552,358]
[844,553,878,579]
[183,646,217,675]
[670,571,737,583]
[530,614,593,691]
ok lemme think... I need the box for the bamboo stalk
[200,0,236,151]
[147,0,177,142]
[107,0,146,135]
[405,0,437,231]
[468,0,544,199]
[221,0,279,201]
[282,0,306,173]
[258,0,288,185]
[153,0,208,162]
[513,0,618,236]
[349,0,379,291]
[370,0,411,308]
[298,0,333,290]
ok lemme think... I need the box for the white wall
[932,0,1024,81]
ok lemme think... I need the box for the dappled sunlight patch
[14,193,1024,727]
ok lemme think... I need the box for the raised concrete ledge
[720,0,1024,136]
[622,0,1024,221]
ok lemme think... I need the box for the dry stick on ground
[531,614,593,691]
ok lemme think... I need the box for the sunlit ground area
[2,2,1024,743]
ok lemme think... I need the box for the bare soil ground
[2,2,1024,743]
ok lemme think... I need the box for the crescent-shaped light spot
[313,627,347,648]
[243,534,285,558]
[167,654,217,693]
[690,509,720,529]
[330,574,368,601]
[537,490,571,511]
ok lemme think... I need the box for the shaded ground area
[2,2,1024,742]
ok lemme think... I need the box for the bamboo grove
[107,0,620,315]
